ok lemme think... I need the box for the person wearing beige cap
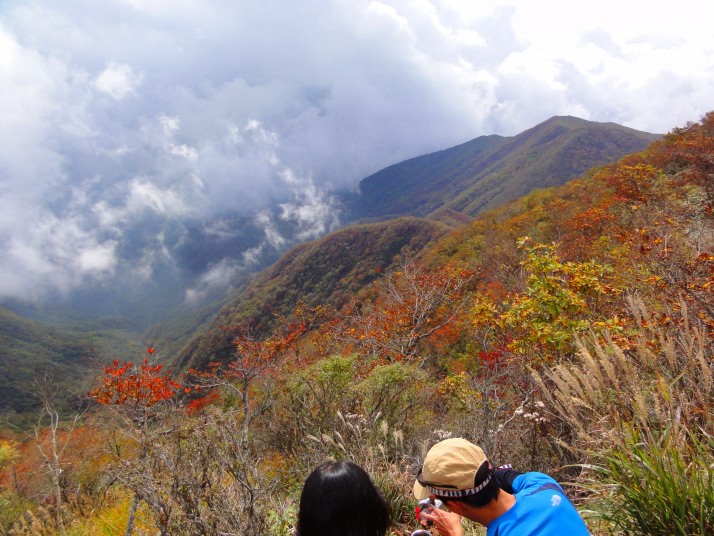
[413,438,589,536]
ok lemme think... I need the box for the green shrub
[266,502,296,536]
[587,427,714,536]
[356,361,432,431]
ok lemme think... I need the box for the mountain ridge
[0,115,663,419]
[346,115,661,221]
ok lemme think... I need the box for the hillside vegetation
[175,216,450,370]
[0,115,658,420]
[1,113,712,535]
[348,115,660,221]
[0,305,162,424]
[0,307,98,420]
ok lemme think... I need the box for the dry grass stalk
[534,297,713,452]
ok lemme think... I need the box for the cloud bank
[0,0,712,303]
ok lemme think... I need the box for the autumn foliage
[90,356,181,409]
[2,112,713,534]
[338,260,475,364]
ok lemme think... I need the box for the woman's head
[296,460,391,536]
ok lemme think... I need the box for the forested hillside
[0,307,94,418]
[0,115,660,422]
[0,113,711,535]
[0,306,158,424]
[175,217,450,370]
[347,115,660,221]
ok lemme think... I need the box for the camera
[415,497,443,525]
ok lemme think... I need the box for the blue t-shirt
[486,472,590,536]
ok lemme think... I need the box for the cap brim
[413,477,430,500]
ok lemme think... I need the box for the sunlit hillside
[1,113,712,535]
[346,116,660,221]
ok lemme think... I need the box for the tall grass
[533,297,714,534]
[586,427,714,536]
[534,297,712,451]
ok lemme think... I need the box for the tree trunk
[125,492,140,536]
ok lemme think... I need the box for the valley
[2,112,711,535]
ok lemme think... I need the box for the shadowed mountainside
[174,217,449,370]
[346,115,661,221]
[0,307,97,418]
[0,116,663,421]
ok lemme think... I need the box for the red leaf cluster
[90,357,181,407]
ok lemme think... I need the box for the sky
[0,0,712,303]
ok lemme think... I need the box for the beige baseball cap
[413,438,491,500]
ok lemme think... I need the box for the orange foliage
[186,390,221,415]
[90,351,182,408]
[339,261,476,364]
[1,424,112,504]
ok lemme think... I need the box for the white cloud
[0,0,712,300]
[0,214,118,299]
[241,244,265,268]
[78,243,118,274]
[127,178,191,215]
[278,170,340,241]
[183,257,241,305]
[94,61,142,100]
[170,144,199,161]
[254,209,286,249]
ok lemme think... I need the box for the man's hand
[419,508,464,536]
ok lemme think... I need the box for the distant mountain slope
[0,306,97,418]
[347,116,660,220]
[0,116,663,419]
[0,302,159,423]
[175,217,449,370]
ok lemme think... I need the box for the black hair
[440,461,500,509]
[296,460,391,536]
